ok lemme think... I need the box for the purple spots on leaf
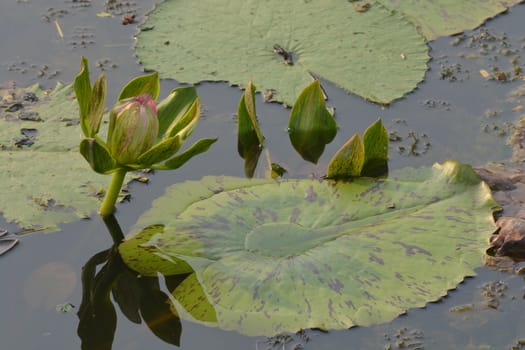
[393,241,432,256]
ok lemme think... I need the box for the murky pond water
[1,1,525,349]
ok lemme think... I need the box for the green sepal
[288,80,338,164]
[74,57,92,137]
[238,80,264,178]
[154,138,217,170]
[118,72,160,101]
[326,133,364,179]
[136,136,182,167]
[362,119,389,177]
[80,138,118,174]
[157,87,198,140]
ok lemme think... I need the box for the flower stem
[99,168,127,217]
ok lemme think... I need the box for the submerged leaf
[120,161,498,335]
[135,0,429,105]
[289,81,337,164]
[0,239,19,256]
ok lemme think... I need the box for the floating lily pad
[0,83,125,231]
[120,161,498,335]
[379,0,523,40]
[136,0,429,105]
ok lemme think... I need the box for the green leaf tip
[118,71,160,101]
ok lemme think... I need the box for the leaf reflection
[77,215,189,349]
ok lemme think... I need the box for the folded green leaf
[157,87,198,139]
[80,138,117,174]
[326,133,364,179]
[288,80,337,164]
[238,80,264,178]
[136,135,182,166]
[158,138,217,170]
[118,72,160,101]
[362,119,389,177]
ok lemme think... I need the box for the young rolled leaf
[159,138,218,170]
[288,80,337,164]
[326,133,364,179]
[157,87,198,139]
[74,57,93,137]
[80,138,117,174]
[362,119,389,177]
[118,72,160,101]
[238,80,265,178]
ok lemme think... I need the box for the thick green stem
[99,168,127,217]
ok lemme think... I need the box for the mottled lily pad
[120,161,498,335]
[0,83,127,231]
[135,0,429,105]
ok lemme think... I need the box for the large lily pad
[120,161,498,335]
[0,83,116,231]
[379,0,523,40]
[136,0,429,105]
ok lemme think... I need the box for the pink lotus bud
[107,94,159,165]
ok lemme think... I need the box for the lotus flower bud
[107,94,159,165]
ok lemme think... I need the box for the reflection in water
[77,215,189,350]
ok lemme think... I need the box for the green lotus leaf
[135,0,430,105]
[0,83,130,231]
[379,0,523,40]
[119,160,498,335]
